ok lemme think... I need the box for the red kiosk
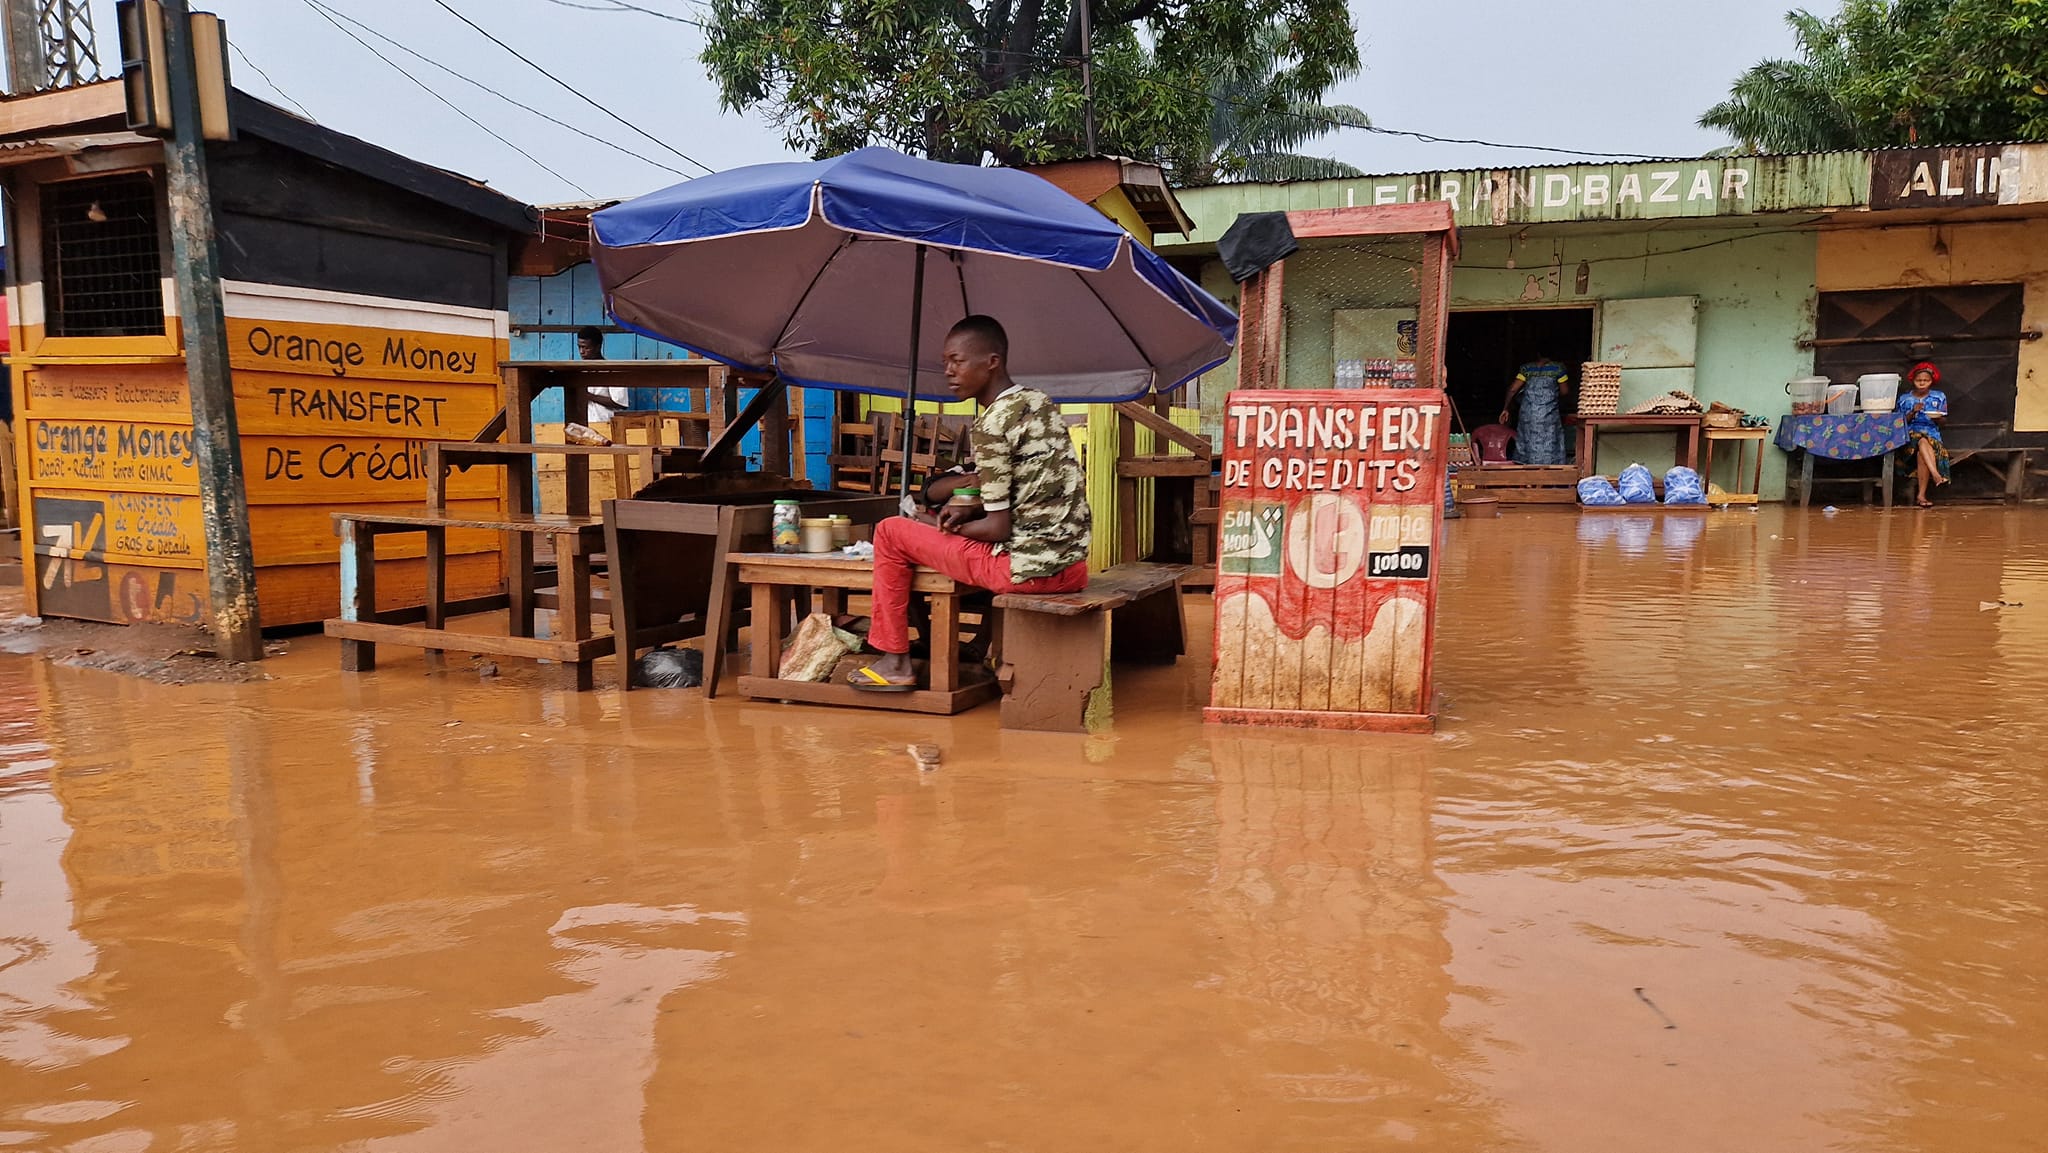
[1205,203,1458,733]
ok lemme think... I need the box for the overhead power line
[427,0,717,176]
[541,0,706,24]
[228,40,317,123]
[300,0,593,196]
[304,0,695,180]
[993,47,1667,163]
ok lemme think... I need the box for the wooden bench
[992,561,1192,733]
[324,507,612,689]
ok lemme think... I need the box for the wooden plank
[226,317,500,387]
[1116,456,1212,478]
[1204,706,1436,734]
[1285,202,1457,240]
[331,507,603,532]
[0,78,126,136]
[1114,401,1212,455]
[703,376,787,468]
[231,373,500,439]
[323,618,612,661]
[993,562,1189,616]
[338,518,377,671]
[734,559,958,594]
[736,674,997,716]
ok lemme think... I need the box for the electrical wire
[427,0,717,176]
[304,0,695,180]
[228,41,318,122]
[300,0,593,196]
[541,0,707,25]
[983,46,1666,162]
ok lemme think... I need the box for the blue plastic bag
[1577,476,1626,506]
[1663,466,1706,505]
[1617,463,1657,504]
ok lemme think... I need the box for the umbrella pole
[898,243,928,502]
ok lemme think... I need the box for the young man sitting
[851,315,1090,690]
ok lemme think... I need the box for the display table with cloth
[1774,414,1908,508]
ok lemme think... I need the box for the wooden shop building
[0,80,534,627]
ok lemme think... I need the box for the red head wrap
[1909,361,1940,384]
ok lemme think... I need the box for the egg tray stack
[1577,362,1623,415]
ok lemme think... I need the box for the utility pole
[161,0,262,661]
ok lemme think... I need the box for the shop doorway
[1444,307,1595,431]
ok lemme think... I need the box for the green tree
[699,0,1360,177]
[1194,21,1370,183]
[1701,1,2048,153]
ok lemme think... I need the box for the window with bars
[42,173,167,337]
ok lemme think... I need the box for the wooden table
[325,507,612,689]
[1701,426,1769,504]
[604,493,899,693]
[728,550,998,715]
[1571,414,1703,481]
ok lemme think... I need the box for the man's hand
[936,503,983,533]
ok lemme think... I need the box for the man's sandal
[847,665,917,692]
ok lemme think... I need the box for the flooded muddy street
[3,505,2045,1152]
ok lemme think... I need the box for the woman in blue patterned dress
[1898,361,1949,508]
[1502,357,1572,465]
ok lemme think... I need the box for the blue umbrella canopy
[591,147,1237,404]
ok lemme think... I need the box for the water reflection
[0,506,2043,1152]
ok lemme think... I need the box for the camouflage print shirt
[971,384,1091,580]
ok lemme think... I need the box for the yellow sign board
[24,419,200,492]
[227,318,501,384]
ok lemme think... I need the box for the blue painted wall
[509,263,833,485]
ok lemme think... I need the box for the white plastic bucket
[1787,376,1829,414]
[1825,384,1859,415]
[1857,373,1902,414]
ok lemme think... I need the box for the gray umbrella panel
[596,215,1231,402]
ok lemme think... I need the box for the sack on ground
[779,612,862,681]
[1663,466,1707,505]
[1617,463,1657,504]
[636,645,703,688]
[1577,476,1626,506]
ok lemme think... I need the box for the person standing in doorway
[849,315,1091,691]
[1501,356,1571,465]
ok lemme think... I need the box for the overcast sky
[89,0,1811,205]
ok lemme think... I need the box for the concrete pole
[2,0,48,93]
[161,0,262,661]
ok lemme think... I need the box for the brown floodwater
[1,503,2045,1152]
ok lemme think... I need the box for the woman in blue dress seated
[1898,361,1948,508]
[1501,358,1571,465]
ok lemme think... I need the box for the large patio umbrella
[589,147,1237,497]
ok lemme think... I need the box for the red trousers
[868,517,1087,654]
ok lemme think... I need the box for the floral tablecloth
[1773,413,1909,460]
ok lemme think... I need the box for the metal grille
[43,173,165,337]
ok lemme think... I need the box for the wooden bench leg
[1111,583,1185,664]
[339,520,377,673]
[423,525,447,670]
[563,534,596,691]
[929,592,960,692]
[606,516,640,692]
[998,609,1109,733]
